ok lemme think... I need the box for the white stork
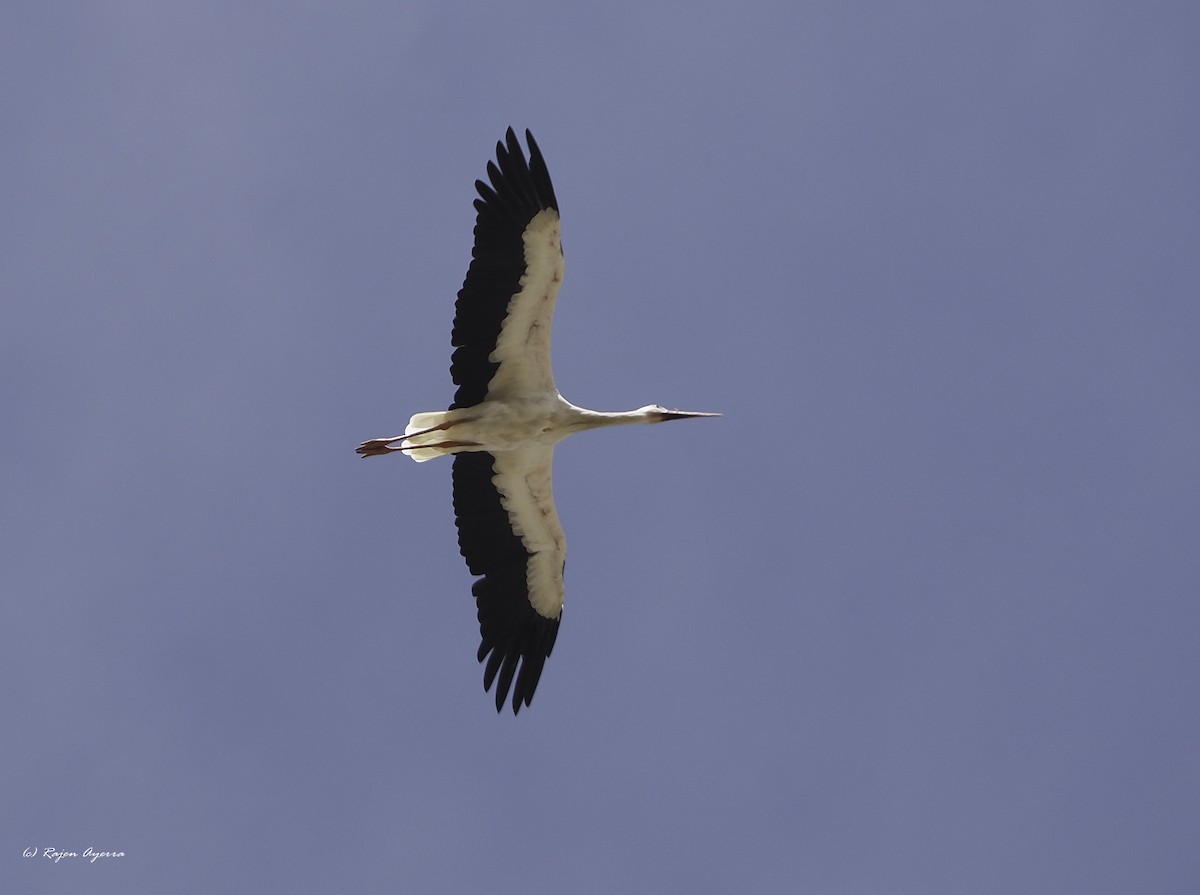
[357,128,718,713]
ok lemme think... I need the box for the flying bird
[357,128,718,714]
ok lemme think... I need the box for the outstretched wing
[451,447,565,714]
[450,128,563,409]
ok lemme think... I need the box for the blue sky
[4,2,1199,892]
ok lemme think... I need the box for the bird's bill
[658,410,722,421]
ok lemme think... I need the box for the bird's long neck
[566,406,659,432]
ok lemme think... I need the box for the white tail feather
[404,411,456,462]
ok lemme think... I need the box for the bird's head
[639,405,722,423]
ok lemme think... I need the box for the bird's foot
[356,436,405,457]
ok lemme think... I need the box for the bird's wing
[452,447,564,714]
[450,128,563,409]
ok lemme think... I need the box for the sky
[3,1,1199,892]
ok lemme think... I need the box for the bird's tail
[403,411,458,462]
